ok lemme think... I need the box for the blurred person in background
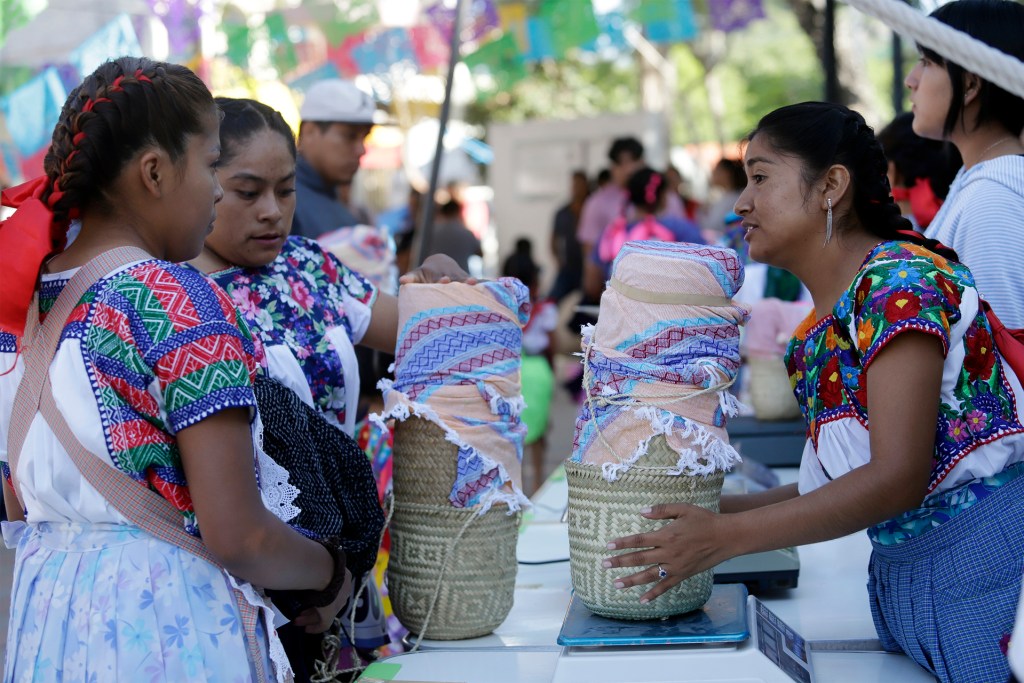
[548,169,589,304]
[699,157,747,240]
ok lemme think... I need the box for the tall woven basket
[566,435,725,620]
[388,417,519,640]
[747,356,801,421]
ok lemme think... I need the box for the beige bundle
[567,241,749,619]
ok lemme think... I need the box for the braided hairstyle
[747,102,913,243]
[42,57,213,227]
[215,97,296,166]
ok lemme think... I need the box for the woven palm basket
[388,417,519,640]
[566,434,725,620]
[748,356,801,421]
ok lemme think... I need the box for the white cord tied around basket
[580,325,742,482]
[841,0,1024,100]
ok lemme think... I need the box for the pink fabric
[742,298,815,359]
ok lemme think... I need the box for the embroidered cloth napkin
[375,279,531,511]
[571,241,750,480]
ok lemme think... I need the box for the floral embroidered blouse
[785,241,1024,544]
[208,237,378,435]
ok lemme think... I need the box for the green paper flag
[223,23,252,68]
[537,0,599,57]
[628,0,677,25]
[317,0,379,45]
[266,12,298,76]
[464,32,526,94]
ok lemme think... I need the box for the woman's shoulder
[99,259,241,328]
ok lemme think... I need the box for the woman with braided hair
[602,102,1024,682]
[908,0,1024,328]
[0,58,353,682]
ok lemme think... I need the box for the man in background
[294,79,377,239]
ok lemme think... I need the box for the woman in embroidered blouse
[0,58,349,683]
[189,97,469,677]
[603,102,1024,683]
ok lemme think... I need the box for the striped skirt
[3,521,273,683]
[868,471,1024,683]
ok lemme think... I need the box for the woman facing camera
[602,102,1024,683]
[908,0,1024,327]
[190,97,469,679]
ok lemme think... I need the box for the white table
[371,468,935,682]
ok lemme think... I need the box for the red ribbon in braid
[0,68,155,338]
[0,176,69,338]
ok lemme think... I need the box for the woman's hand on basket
[602,503,732,604]
[292,568,354,634]
[400,254,477,285]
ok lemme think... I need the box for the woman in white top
[910,0,1024,328]
[0,58,352,682]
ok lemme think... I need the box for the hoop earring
[824,197,833,247]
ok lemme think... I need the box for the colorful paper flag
[327,33,367,77]
[463,32,526,93]
[537,0,600,57]
[146,0,202,60]
[709,0,765,32]
[0,66,66,157]
[316,0,380,45]
[638,0,699,43]
[223,23,253,68]
[523,16,555,62]
[425,0,500,45]
[68,14,144,79]
[350,28,416,75]
[266,12,299,76]
[410,23,451,71]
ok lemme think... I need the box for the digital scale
[553,586,802,682]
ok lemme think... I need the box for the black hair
[919,0,1024,137]
[43,57,213,224]
[596,168,612,186]
[502,237,539,289]
[876,112,962,199]
[626,167,667,213]
[714,158,747,191]
[608,137,644,165]
[747,102,913,241]
[215,97,296,166]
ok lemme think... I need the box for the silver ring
[657,564,668,580]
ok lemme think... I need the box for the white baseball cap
[299,79,377,125]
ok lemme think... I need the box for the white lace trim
[225,573,294,683]
[252,413,301,524]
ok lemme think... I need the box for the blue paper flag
[523,17,556,62]
[0,67,66,157]
[68,14,144,79]
[350,27,416,75]
[644,0,699,43]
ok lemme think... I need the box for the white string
[581,329,736,467]
[841,0,1024,99]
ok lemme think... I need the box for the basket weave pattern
[388,418,518,640]
[566,436,724,620]
[747,356,801,421]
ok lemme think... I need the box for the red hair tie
[72,132,86,146]
[82,97,110,113]
[134,69,152,83]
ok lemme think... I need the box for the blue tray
[557,583,750,647]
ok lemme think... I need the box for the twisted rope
[311,493,396,683]
[580,329,736,467]
[842,0,1024,99]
